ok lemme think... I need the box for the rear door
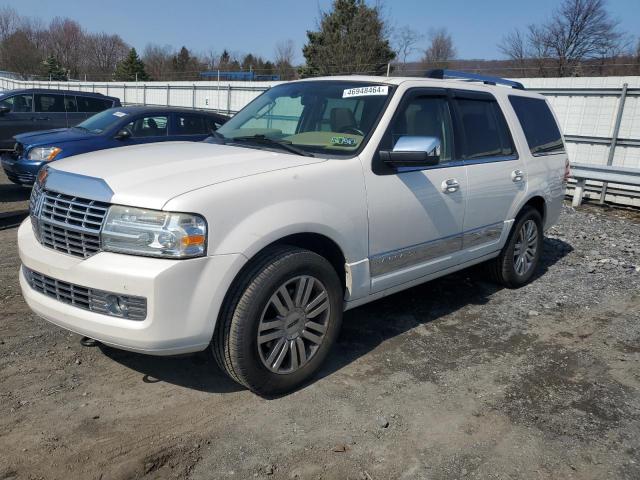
[34,93,67,131]
[64,95,85,127]
[170,113,212,141]
[0,93,34,150]
[452,90,526,256]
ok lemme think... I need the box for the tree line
[0,0,638,82]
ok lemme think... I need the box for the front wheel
[212,246,343,396]
[486,206,543,288]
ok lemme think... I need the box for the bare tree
[84,33,129,78]
[274,39,295,79]
[1,29,42,78]
[142,44,174,80]
[499,29,528,76]
[45,17,85,78]
[393,26,422,68]
[423,28,456,69]
[0,6,18,42]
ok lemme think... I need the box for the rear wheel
[486,206,543,288]
[212,246,343,395]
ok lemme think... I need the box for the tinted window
[78,96,113,113]
[455,97,514,159]
[35,94,65,113]
[125,115,168,137]
[509,96,564,155]
[174,114,208,135]
[64,95,78,112]
[206,117,223,132]
[387,95,454,163]
[0,94,33,112]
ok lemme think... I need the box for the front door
[0,93,34,150]
[364,89,467,293]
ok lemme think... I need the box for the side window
[455,97,514,159]
[64,95,78,112]
[125,115,168,137]
[0,94,33,112]
[241,96,303,135]
[206,117,223,132]
[78,96,113,113]
[35,94,66,113]
[509,96,564,155]
[174,114,208,135]
[386,95,454,163]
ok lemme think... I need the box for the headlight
[101,205,207,258]
[28,146,62,161]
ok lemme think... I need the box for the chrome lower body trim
[369,222,504,277]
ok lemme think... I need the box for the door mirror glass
[115,128,131,140]
[380,136,441,168]
[0,105,9,115]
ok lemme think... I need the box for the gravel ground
[1,180,640,479]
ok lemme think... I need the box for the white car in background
[19,71,568,395]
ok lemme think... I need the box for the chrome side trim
[370,222,505,277]
[44,168,114,203]
[370,234,462,277]
[462,222,503,249]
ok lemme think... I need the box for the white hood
[50,141,324,209]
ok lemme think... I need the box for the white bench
[570,162,640,207]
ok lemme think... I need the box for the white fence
[2,75,640,206]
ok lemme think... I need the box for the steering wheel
[338,126,365,136]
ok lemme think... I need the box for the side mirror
[379,136,441,168]
[114,128,131,140]
[0,106,10,115]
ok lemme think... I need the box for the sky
[7,0,640,63]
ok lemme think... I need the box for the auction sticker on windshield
[342,86,389,98]
[113,111,128,117]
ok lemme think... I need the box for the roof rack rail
[425,69,525,90]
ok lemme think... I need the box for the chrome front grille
[23,267,147,320]
[30,187,110,258]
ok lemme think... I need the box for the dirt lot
[1,170,640,479]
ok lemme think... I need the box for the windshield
[215,81,393,157]
[76,108,129,134]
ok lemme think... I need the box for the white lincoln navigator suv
[19,72,568,395]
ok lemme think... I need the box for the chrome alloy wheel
[257,275,330,374]
[513,219,538,276]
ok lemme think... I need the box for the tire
[212,245,343,396]
[486,206,543,288]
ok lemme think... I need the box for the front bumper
[1,155,43,184]
[18,220,247,355]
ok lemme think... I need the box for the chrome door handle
[441,178,460,193]
[511,170,525,182]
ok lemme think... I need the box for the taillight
[563,158,571,182]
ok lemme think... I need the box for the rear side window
[174,114,208,135]
[78,96,113,113]
[455,97,514,159]
[509,96,564,155]
[64,95,78,112]
[35,94,65,113]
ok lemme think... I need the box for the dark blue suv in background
[0,89,120,151]
[2,106,228,185]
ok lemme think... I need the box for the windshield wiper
[73,126,90,132]
[230,135,314,157]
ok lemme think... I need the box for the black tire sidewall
[228,249,343,395]
[501,208,543,287]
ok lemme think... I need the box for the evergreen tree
[114,48,149,81]
[301,0,395,77]
[43,55,68,81]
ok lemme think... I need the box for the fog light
[105,294,129,317]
